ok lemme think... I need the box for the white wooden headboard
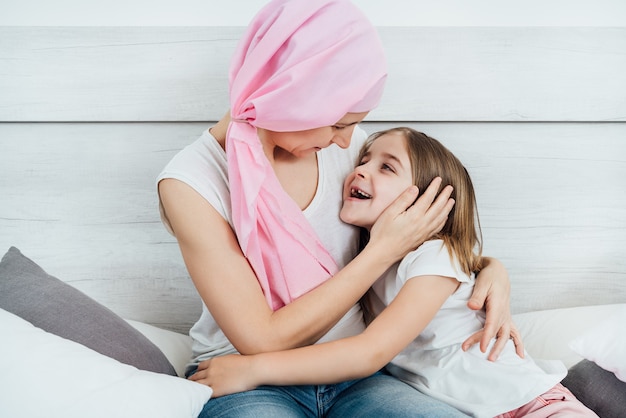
[1,26,625,333]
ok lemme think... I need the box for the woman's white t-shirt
[157,126,369,368]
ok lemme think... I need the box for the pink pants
[495,383,599,417]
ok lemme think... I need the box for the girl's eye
[382,163,395,172]
[332,125,347,130]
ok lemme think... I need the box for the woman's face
[265,112,369,158]
[340,132,414,230]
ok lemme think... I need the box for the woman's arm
[463,257,524,360]
[190,274,459,396]
[159,175,454,355]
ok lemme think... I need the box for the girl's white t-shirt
[371,240,567,417]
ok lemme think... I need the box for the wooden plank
[1,27,625,122]
[379,27,626,122]
[0,27,237,123]
[1,122,625,328]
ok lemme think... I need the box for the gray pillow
[562,359,626,418]
[0,246,176,376]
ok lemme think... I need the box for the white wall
[2,0,626,26]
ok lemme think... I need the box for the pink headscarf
[227,0,387,310]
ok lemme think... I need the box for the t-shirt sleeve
[156,130,233,235]
[397,241,473,285]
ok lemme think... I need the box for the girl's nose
[354,164,368,178]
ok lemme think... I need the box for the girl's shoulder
[398,240,473,284]
[410,239,447,258]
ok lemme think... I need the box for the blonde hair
[359,127,483,276]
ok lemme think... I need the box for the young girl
[192,127,597,417]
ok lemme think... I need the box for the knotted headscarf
[227,0,387,310]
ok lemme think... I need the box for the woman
[157,0,518,416]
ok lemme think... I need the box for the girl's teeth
[351,188,371,199]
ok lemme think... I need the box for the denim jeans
[194,370,467,417]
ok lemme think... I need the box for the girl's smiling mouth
[350,187,372,199]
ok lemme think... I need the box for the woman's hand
[368,177,455,264]
[189,355,259,398]
[461,257,525,361]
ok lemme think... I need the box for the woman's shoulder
[159,129,226,180]
[157,129,233,224]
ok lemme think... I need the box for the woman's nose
[332,135,349,149]
[331,129,353,149]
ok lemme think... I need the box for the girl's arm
[159,177,454,355]
[464,257,524,360]
[190,274,459,396]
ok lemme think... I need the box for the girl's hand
[461,322,524,361]
[368,177,455,264]
[189,354,258,398]
[461,257,525,360]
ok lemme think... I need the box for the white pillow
[569,305,626,382]
[0,308,212,418]
[126,319,193,377]
[513,303,625,368]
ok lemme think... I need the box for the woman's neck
[213,120,319,210]
[272,149,318,210]
[209,112,230,151]
[257,128,282,164]
[260,130,319,210]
